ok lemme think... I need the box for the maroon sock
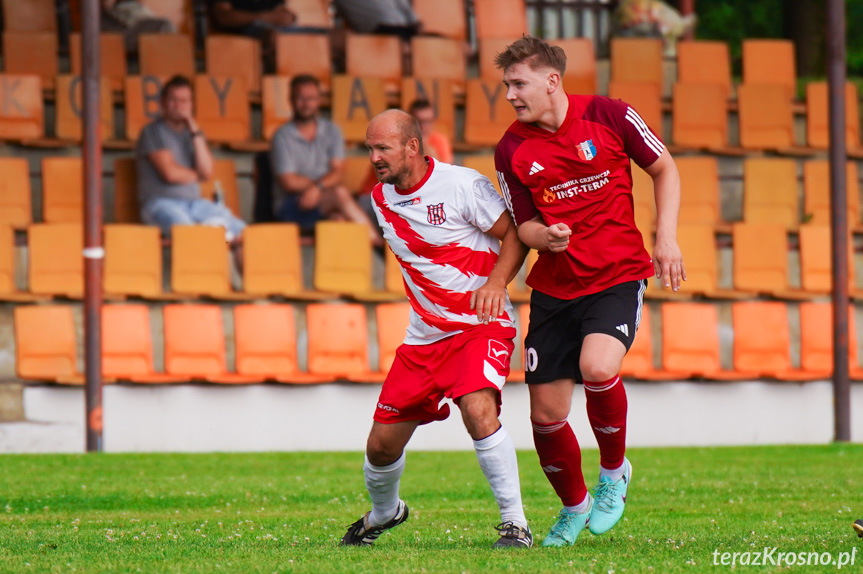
[584,375,628,469]
[531,420,587,506]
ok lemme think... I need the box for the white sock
[600,458,627,482]
[473,426,528,530]
[564,492,591,515]
[364,452,406,527]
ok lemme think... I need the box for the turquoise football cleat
[588,457,632,535]
[541,495,593,547]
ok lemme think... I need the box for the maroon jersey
[495,94,662,299]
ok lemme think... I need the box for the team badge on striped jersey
[427,202,447,225]
[577,139,597,161]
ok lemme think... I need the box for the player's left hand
[653,236,686,291]
[470,279,506,324]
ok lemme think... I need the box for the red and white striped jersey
[495,94,661,299]
[372,157,514,345]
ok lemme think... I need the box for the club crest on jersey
[427,203,447,225]
[577,139,597,161]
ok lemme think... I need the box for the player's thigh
[524,290,581,385]
[456,387,501,440]
[528,378,577,424]
[366,420,419,466]
[578,280,646,380]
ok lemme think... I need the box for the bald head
[368,109,424,156]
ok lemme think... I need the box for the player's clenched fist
[545,223,572,253]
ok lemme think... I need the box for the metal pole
[827,0,851,442]
[81,0,104,452]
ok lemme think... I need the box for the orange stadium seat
[103,224,176,299]
[610,37,663,94]
[731,222,810,299]
[194,75,250,143]
[661,302,755,380]
[139,34,195,79]
[199,158,241,216]
[345,34,403,94]
[2,31,58,90]
[206,35,261,98]
[798,224,856,296]
[330,75,386,143]
[620,304,690,380]
[374,302,411,374]
[102,304,188,383]
[113,157,140,223]
[742,39,796,100]
[401,78,456,140]
[676,224,751,299]
[69,33,127,92]
[41,157,83,223]
[675,40,731,99]
[14,305,83,384]
[124,75,166,141]
[171,225,247,299]
[805,81,860,150]
[290,0,332,27]
[28,223,84,298]
[477,38,516,81]
[731,301,822,381]
[233,303,331,383]
[737,83,795,150]
[0,157,32,229]
[414,0,466,40]
[341,155,374,194]
[306,303,378,381]
[2,0,57,31]
[242,223,333,299]
[464,78,516,146]
[0,75,44,140]
[608,81,662,137]
[315,221,402,301]
[55,75,114,142]
[473,0,527,40]
[743,157,799,230]
[162,304,263,383]
[803,160,860,230]
[261,76,291,140]
[384,248,404,295]
[675,156,727,230]
[799,303,863,379]
[552,38,597,95]
[410,37,466,90]
[275,34,332,92]
[0,225,48,302]
[672,82,728,150]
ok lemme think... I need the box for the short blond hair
[494,36,567,75]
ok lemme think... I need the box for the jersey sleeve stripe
[496,170,516,222]
[625,108,664,157]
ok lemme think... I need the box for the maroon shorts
[374,322,516,425]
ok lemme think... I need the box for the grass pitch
[1,445,861,573]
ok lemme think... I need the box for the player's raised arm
[471,210,528,324]
[644,149,686,291]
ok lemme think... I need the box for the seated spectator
[208,0,328,38]
[100,0,175,53]
[614,0,696,57]
[270,75,382,246]
[409,99,453,165]
[332,0,421,39]
[136,75,246,265]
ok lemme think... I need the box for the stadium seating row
[12,300,863,385]
[2,155,859,231]
[1,217,860,305]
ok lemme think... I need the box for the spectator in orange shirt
[409,99,454,165]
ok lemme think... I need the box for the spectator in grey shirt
[136,75,246,262]
[270,74,381,246]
